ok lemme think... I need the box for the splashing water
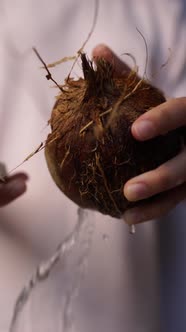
[9,207,94,332]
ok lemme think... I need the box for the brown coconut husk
[45,54,183,218]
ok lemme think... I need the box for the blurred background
[0,0,185,331]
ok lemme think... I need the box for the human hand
[123,97,186,224]
[0,172,28,207]
[92,44,186,224]
[92,44,130,78]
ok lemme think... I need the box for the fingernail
[123,208,142,225]
[7,179,27,197]
[124,183,148,201]
[133,120,155,140]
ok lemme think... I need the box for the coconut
[45,54,183,218]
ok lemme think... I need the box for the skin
[0,173,28,207]
[92,44,186,225]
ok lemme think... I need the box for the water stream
[9,207,94,332]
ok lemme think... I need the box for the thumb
[92,44,130,77]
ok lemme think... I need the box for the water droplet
[129,224,136,235]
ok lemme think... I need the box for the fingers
[132,97,186,141]
[6,173,28,182]
[124,148,186,202]
[0,172,28,207]
[123,183,186,225]
[92,44,130,77]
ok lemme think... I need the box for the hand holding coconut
[93,46,186,224]
[124,97,186,224]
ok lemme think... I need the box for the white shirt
[0,1,185,331]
